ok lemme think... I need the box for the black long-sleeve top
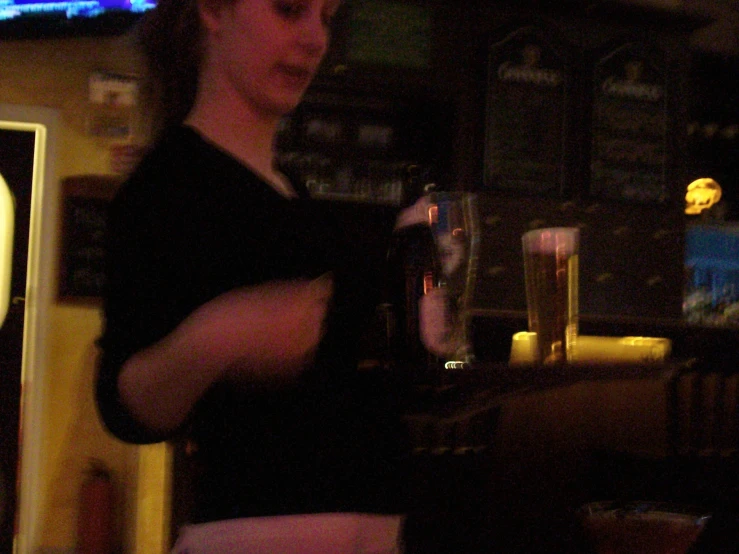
[96,126,407,523]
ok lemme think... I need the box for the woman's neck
[185,103,297,199]
[185,104,275,173]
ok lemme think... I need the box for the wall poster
[484,26,570,195]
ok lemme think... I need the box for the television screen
[0,0,156,39]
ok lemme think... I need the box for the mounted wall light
[0,171,14,328]
[685,178,722,215]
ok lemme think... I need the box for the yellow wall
[1,34,169,553]
[43,305,137,551]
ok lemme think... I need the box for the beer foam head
[523,227,579,255]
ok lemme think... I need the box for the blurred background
[1,0,739,552]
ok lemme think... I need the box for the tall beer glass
[522,227,579,365]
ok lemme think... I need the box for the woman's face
[202,0,341,118]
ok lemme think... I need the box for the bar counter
[399,323,739,553]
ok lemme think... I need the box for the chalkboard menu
[484,26,570,195]
[590,43,669,202]
[59,175,120,300]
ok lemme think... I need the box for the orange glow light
[685,178,722,215]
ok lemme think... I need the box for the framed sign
[58,175,120,301]
[484,25,571,195]
[590,42,669,203]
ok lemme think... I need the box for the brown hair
[135,0,207,137]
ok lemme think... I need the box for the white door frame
[0,104,60,554]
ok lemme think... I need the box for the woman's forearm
[116,277,333,434]
[116,318,224,435]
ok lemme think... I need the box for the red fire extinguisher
[77,459,113,554]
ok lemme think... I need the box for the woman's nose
[298,12,329,57]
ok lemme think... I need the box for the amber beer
[522,228,579,364]
[579,501,710,554]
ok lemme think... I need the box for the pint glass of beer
[521,227,579,365]
[578,501,711,554]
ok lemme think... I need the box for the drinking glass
[428,191,479,363]
[522,227,579,365]
[579,501,711,554]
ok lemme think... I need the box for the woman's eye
[273,0,340,28]
[274,1,307,20]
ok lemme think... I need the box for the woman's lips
[277,64,314,89]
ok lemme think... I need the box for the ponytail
[135,0,204,138]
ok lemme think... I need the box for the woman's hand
[199,274,334,382]
[117,274,333,434]
[419,286,454,357]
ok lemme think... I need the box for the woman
[95,0,408,551]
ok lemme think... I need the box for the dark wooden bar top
[400,319,739,553]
